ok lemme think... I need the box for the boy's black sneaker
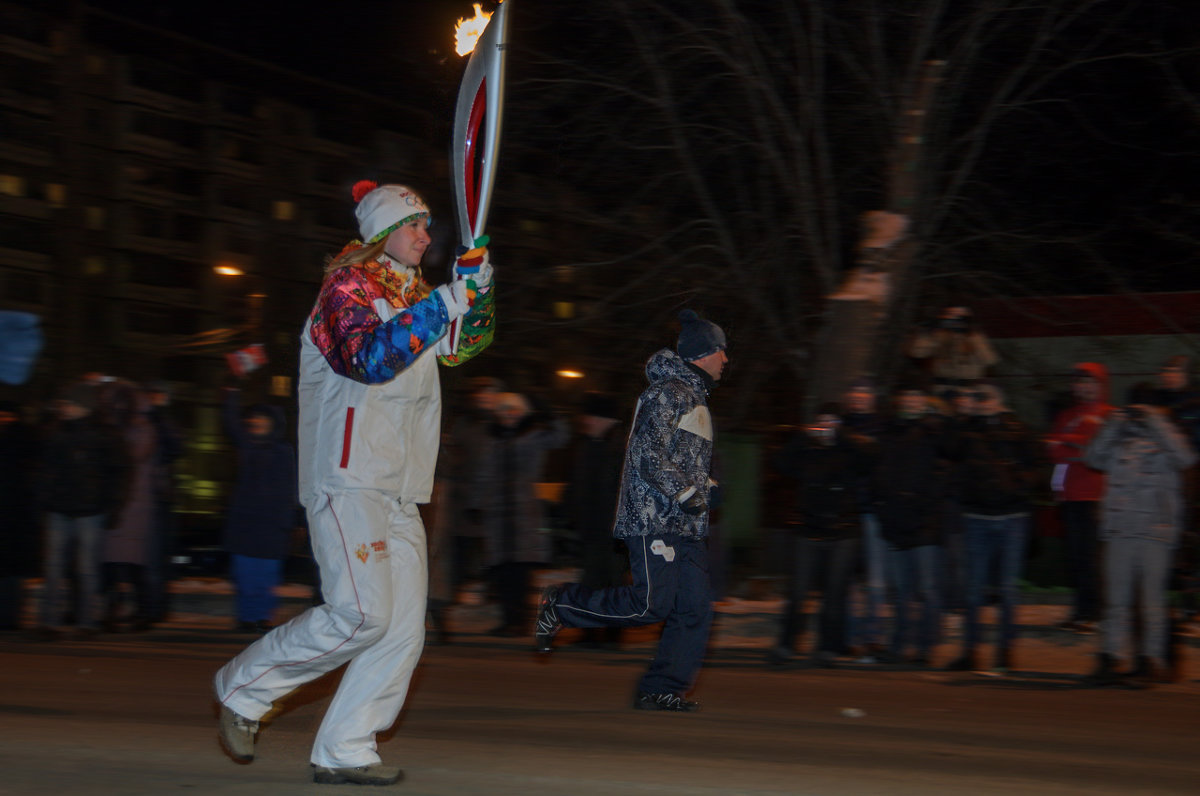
[534,586,562,653]
[633,692,700,712]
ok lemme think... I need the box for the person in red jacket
[1046,362,1112,633]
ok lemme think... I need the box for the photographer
[1083,384,1196,686]
[768,403,874,666]
[907,306,998,396]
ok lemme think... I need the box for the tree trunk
[803,60,946,416]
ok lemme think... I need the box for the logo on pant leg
[650,539,676,562]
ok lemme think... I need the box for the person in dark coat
[471,392,569,635]
[101,380,162,632]
[873,384,951,666]
[143,381,184,625]
[564,392,627,647]
[943,383,1043,674]
[841,379,888,660]
[33,382,129,638]
[221,386,297,633]
[0,401,38,630]
[768,403,873,666]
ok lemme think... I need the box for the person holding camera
[908,306,998,396]
[768,403,873,666]
[942,383,1042,674]
[1083,384,1196,686]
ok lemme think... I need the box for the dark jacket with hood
[873,411,951,549]
[950,411,1043,517]
[775,429,873,540]
[36,414,129,519]
[221,388,297,560]
[613,348,716,540]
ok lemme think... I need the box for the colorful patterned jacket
[298,246,494,506]
[613,348,716,540]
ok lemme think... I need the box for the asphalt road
[1,624,1197,795]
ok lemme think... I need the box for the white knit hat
[352,180,430,243]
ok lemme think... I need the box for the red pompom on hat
[352,180,378,204]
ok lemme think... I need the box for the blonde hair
[323,238,426,285]
[324,238,386,276]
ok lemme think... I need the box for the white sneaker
[218,705,258,761]
[313,763,404,785]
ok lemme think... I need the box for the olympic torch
[447,1,511,354]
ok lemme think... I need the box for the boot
[1084,653,1124,687]
[1124,655,1166,685]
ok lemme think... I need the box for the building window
[0,213,52,250]
[85,207,106,231]
[83,256,105,276]
[126,302,200,335]
[5,270,45,304]
[272,200,295,221]
[0,174,26,197]
[131,111,203,149]
[45,183,67,207]
[126,252,200,290]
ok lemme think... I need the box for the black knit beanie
[676,309,726,362]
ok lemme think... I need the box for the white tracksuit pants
[214,490,427,768]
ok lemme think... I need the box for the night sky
[75,0,1200,298]
[84,0,485,81]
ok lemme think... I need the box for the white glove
[434,281,472,322]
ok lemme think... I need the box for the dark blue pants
[777,536,858,654]
[1060,501,1101,622]
[962,514,1030,652]
[556,534,713,695]
[889,543,943,658]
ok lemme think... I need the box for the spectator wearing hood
[1084,383,1196,685]
[1149,356,1200,631]
[221,385,297,633]
[1046,363,1112,633]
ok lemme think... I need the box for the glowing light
[215,265,245,277]
[455,3,493,56]
[557,369,585,379]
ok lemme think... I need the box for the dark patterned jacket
[613,349,715,540]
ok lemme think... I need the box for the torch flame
[454,3,493,56]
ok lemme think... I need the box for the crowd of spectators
[761,307,1200,686]
[7,305,1200,692]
